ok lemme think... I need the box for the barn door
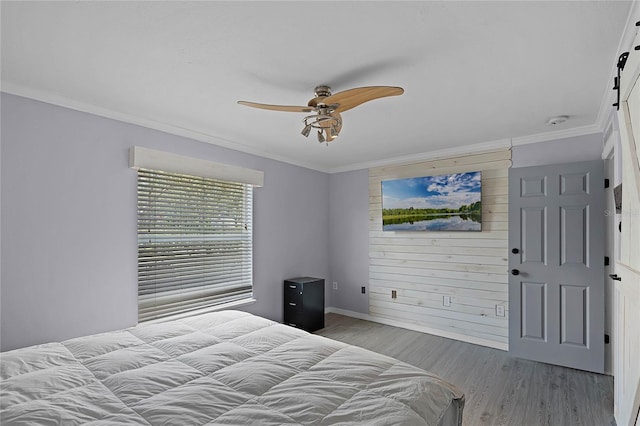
[614,33,640,425]
[508,160,605,373]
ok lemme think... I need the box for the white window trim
[129,146,264,187]
[131,146,263,323]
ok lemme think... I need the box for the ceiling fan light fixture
[303,112,342,143]
[303,113,341,130]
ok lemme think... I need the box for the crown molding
[511,124,602,147]
[1,83,514,175]
[0,80,620,175]
[0,83,333,173]
[328,138,513,173]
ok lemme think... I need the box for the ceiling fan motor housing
[314,85,332,98]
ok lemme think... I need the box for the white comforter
[1,310,464,425]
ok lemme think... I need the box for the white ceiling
[1,1,633,172]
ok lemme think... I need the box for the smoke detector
[546,115,569,126]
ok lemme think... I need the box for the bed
[0,310,464,425]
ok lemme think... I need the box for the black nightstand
[283,277,325,332]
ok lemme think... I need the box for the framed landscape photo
[381,171,482,231]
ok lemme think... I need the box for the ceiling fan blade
[307,97,325,108]
[237,101,315,113]
[324,86,404,113]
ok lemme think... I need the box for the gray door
[509,160,605,373]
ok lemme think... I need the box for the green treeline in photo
[382,201,481,225]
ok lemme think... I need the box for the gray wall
[0,92,608,350]
[328,169,370,314]
[511,133,603,167]
[0,93,330,351]
[326,133,606,317]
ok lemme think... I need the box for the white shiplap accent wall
[368,149,511,350]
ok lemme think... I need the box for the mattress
[1,310,464,425]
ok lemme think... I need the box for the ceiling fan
[238,85,404,143]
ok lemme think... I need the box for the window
[130,147,263,322]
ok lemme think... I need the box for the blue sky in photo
[382,171,481,210]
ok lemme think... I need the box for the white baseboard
[325,306,509,352]
[325,307,372,321]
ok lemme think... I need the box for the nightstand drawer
[285,282,301,291]
[283,277,325,333]
[283,309,303,328]
[284,299,302,311]
[284,284,303,305]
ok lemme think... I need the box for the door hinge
[605,334,610,344]
[605,256,610,266]
[604,178,610,188]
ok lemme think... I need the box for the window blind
[137,168,253,322]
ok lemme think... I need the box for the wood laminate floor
[317,314,614,426]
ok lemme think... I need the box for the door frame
[508,160,605,373]
[602,127,620,377]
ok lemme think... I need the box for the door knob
[511,269,520,276]
[512,248,520,254]
[609,274,622,281]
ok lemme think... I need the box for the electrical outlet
[391,290,397,299]
[496,305,505,317]
[361,286,366,294]
[332,282,338,290]
[443,296,451,307]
